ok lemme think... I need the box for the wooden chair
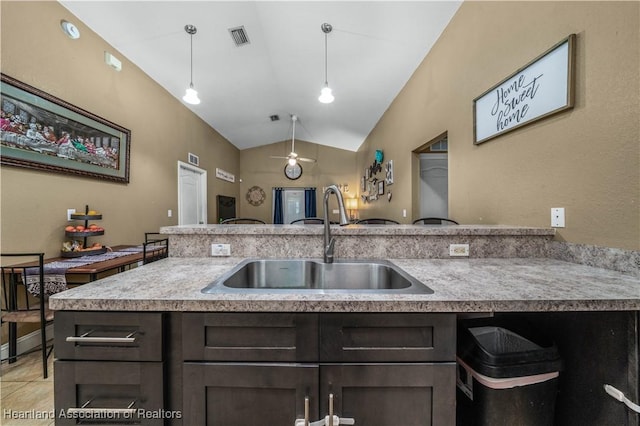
[220,218,266,224]
[1,253,54,378]
[355,218,400,225]
[143,238,169,265]
[413,217,459,225]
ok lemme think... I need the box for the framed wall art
[473,34,576,145]
[0,74,131,183]
[385,160,394,185]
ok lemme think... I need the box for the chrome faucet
[323,184,349,263]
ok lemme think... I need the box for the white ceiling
[60,1,461,152]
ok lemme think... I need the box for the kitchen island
[49,225,639,426]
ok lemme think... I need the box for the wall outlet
[67,208,76,221]
[551,207,565,228]
[167,209,172,218]
[449,243,470,257]
[211,243,231,257]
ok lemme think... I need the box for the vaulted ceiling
[60,1,461,152]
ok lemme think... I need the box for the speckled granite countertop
[49,257,640,313]
[160,224,556,236]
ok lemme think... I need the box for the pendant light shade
[319,23,334,104]
[183,24,201,105]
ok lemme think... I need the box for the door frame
[177,161,207,225]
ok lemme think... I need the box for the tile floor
[0,348,55,426]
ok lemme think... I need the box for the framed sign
[0,74,131,182]
[473,34,576,145]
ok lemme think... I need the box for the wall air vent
[229,26,250,47]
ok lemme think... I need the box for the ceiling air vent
[229,26,250,47]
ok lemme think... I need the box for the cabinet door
[320,363,456,426]
[183,363,319,425]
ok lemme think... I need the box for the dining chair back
[143,238,169,265]
[290,217,336,224]
[1,252,54,378]
[355,218,400,225]
[413,217,459,225]
[221,218,266,224]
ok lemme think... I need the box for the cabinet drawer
[55,311,163,361]
[182,313,318,362]
[54,360,165,425]
[320,313,456,362]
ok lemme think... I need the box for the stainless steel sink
[202,259,434,294]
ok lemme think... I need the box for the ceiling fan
[270,115,317,165]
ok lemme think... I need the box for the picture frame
[377,180,385,195]
[385,160,394,185]
[473,34,576,145]
[0,74,131,183]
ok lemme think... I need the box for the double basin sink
[202,259,434,294]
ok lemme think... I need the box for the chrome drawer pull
[66,330,137,343]
[67,399,137,416]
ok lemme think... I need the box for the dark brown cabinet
[54,311,457,425]
[182,312,457,425]
[54,312,165,425]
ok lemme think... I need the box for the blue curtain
[273,188,284,224]
[304,188,317,218]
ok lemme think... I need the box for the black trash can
[456,318,562,426]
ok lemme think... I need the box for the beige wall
[0,1,240,256]
[357,1,639,250]
[239,139,358,223]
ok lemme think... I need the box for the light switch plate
[211,243,231,257]
[67,208,76,221]
[551,207,565,228]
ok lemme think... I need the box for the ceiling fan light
[288,157,297,166]
[183,86,200,105]
[319,85,334,104]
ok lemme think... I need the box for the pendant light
[182,24,200,105]
[318,23,334,104]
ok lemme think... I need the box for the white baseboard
[0,324,54,360]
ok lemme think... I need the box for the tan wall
[0,1,240,256]
[357,1,639,250]
[239,140,358,223]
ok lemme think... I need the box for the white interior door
[178,161,207,225]
[419,154,448,218]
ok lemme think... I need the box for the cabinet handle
[67,399,137,417]
[66,330,137,343]
[328,394,334,426]
[305,396,310,426]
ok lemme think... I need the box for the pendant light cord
[324,32,329,85]
[189,32,194,87]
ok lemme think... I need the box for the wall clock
[246,186,266,206]
[284,163,303,180]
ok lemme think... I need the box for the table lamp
[345,198,358,221]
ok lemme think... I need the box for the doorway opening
[272,187,318,224]
[412,132,449,220]
[178,161,207,225]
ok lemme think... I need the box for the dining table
[2,244,167,364]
